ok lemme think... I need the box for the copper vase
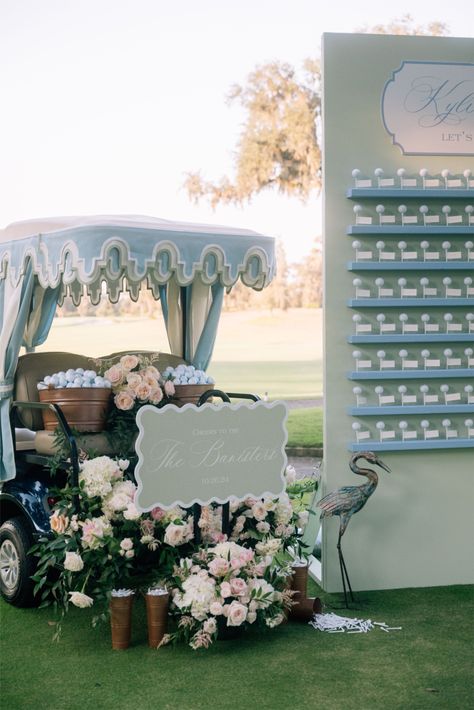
[145,592,169,648]
[291,562,309,602]
[110,595,134,650]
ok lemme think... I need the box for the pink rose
[104,364,124,386]
[220,581,232,599]
[151,507,165,521]
[230,578,248,596]
[209,557,230,577]
[120,354,140,371]
[135,382,152,401]
[126,372,142,389]
[251,502,267,521]
[50,511,69,534]
[227,600,247,627]
[144,366,160,379]
[114,390,135,411]
[149,387,163,405]
[164,380,175,397]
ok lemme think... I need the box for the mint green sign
[134,401,287,511]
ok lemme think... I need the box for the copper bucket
[145,592,169,648]
[39,388,111,432]
[172,384,214,407]
[110,595,134,650]
[290,597,322,622]
[290,562,309,603]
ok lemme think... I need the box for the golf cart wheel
[0,517,37,607]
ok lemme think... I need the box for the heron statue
[317,451,391,607]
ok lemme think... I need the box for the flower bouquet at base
[162,541,294,650]
[30,455,195,639]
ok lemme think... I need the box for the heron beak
[376,457,391,473]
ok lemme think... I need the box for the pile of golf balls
[37,368,112,390]
[162,364,214,386]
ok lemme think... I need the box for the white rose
[125,550,135,559]
[227,600,248,627]
[120,538,134,551]
[247,611,257,624]
[164,523,187,547]
[285,465,297,485]
[123,503,140,520]
[64,551,84,572]
[69,591,93,608]
[256,521,270,534]
[251,502,267,521]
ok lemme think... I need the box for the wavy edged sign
[382,61,474,155]
[134,401,288,511]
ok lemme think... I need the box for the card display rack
[345,169,474,451]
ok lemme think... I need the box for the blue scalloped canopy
[0,215,276,303]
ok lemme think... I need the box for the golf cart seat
[13,350,187,457]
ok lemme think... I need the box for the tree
[185,17,449,209]
[291,239,323,308]
[357,14,449,37]
[185,60,321,207]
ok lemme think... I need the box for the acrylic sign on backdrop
[134,401,287,511]
[382,61,474,155]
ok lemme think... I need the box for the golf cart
[0,214,275,605]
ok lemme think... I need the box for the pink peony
[209,601,224,615]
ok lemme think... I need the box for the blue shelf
[347,225,474,236]
[348,334,474,344]
[349,298,472,308]
[347,369,473,380]
[346,188,474,199]
[348,405,474,416]
[348,439,474,452]
[347,261,474,271]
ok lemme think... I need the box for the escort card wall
[322,33,474,592]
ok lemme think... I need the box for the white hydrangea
[173,573,216,621]
[79,456,122,499]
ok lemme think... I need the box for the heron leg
[337,530,355,606]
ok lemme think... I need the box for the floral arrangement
[32,455,195,636]
[33,451,317,647]
[103,354,173,411]
[37,368,111,390]
[163,541,293,649]
[100,355,173,456]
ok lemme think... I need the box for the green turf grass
[1,584,473,710]
[210,361,322,400]
[286,407,323,448]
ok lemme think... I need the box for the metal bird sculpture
[317,451,391,607]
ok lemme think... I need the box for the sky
[1,0,473,262]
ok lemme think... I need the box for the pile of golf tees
[310,612,402,633]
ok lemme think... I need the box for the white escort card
[402,394,417,404]
[380,251,396,260]
[381,323,396,332]
[425,324,439,332]
[446,251,462,260]
[425,359,441,368]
